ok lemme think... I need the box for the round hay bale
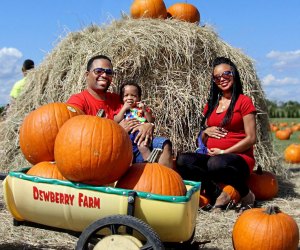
[0,17,280,174]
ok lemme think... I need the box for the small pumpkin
[291,124,300,132]
[199,194,210,208]
[219,184,240,203]
[275,129,291,140]
[247,165,278,200]
[19,103,84,164]
[284,144,300,163]
[232,206,299,250]
[167,3,200,23]
[116,162,187,196]
[130,0,167,19]
[27,161,66,180]
[54,115,132,185]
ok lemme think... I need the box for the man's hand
[132,123,154,146]
[119,118,140,133]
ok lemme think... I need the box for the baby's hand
[137,102,145,109]
[123,102,132,110]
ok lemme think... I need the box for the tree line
[266,100,300,118]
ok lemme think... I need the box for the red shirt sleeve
[240,95,256,116]
[67,94,85,113]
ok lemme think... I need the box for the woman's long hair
[201,57,243,128]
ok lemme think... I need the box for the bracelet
[200,125,207,130]
[150,123,155,126]
[220,150,224,154]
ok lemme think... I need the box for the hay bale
[0,17,279,173]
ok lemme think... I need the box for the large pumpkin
[247,165,278,200]
[54,115,132,185]
[284,144,300,163]
[232,206,299,250]
[19,103,84,164]
[116,162,187,196]
[167,3,200,23]
[130,0,167,19]
[27,161,66,180]
[275,129,291,140]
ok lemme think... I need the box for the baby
[114,81,155,163]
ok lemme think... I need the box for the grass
[269,118,300,153]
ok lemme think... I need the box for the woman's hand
[132,123,154,146]
[119,118,140,133]
[208,148,225,156]
[204,126,227,139]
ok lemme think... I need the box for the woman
[176,57,256,211]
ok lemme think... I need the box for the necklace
[219,98,231,112]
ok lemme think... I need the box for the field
[0,119,299,249]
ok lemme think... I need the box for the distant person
[10,59,35,101]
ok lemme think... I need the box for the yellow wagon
[2,168,200,250]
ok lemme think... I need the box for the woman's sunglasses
[92,67,114,76]
[213,71,233,83]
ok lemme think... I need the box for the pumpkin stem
[265,205,280,215]
[255,165,263,175]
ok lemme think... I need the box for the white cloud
[264,85,300,102]
[0,47,23,105]
[262,74,300,86]
[266,49,300,70]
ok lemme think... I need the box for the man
[67,55,174,168]
[10,59,34,101]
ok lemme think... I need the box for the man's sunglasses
[213,71,233,83]
[92,68,114,76]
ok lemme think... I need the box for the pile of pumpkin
[130,0,200,24]
[270,122,300,164]
[20,102,187,196]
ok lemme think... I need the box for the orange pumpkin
[116,162,187,196]
[54,115,132,185]
[167,3,200,23]
[284,144,300,163]
[19,103,84,164]
[27,161,66,180]
[232,206,299,250]
[199,194,210,208]
[247,165,278,200]
[219,184,240,203]
[275,129,291,140]
[270,123,279,132]
[130,0,167,19]
[291,124,300,132]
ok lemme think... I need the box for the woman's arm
[223,113,256,153]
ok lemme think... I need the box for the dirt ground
[0,164,299,250]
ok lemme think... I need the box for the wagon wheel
[76,215,164,250]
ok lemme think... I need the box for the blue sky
[1,0,299,105]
